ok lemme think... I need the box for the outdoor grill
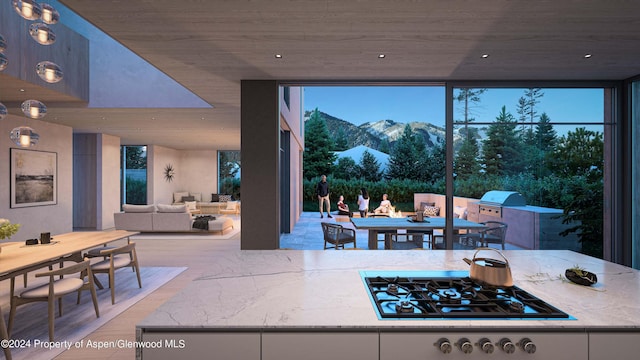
[477,190,526,219]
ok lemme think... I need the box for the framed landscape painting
[10,148,57,208]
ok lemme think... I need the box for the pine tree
[482,106,523,176]
[303,108,336,179]
[334,128,349,151]
[455,88,487,138]
[379,138,390,154]
[423,142,446,182]
[386,124,423,180]
[455,137,480,179]
[334,157,359,180]
[359,150,383,181]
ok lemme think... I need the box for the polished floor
[1,213,518,359]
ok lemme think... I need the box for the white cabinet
[262,332,378,360]
[589,332,640,360]
[138,332,260,360]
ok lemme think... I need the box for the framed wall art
[10,148,57,208]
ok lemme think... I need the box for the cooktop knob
[499,338,516,354]
[457,338,473,354]
[478,338,495,354]
[519,338,537,354]
[434,338,452,354]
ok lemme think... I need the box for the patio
[279,212,525,250]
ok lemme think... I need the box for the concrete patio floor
[279,212,524,250]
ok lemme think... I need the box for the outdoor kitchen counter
[138,250,640,330]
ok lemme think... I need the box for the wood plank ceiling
[3,0,640,150]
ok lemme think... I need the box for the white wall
[147,145,218,205]
[0,115,73,241]
[97,134,121,229]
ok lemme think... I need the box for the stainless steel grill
[477,191,526,219]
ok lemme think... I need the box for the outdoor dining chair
[321,222,357,250]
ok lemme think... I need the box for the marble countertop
[138,250,640,331]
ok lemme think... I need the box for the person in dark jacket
[316,175,332,218]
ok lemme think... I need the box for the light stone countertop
[138,250,640,331]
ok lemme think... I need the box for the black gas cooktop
[361,271,572,320]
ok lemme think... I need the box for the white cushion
[173,191,189,203]
[190,192,202,202]
[225,201,238,210]
[20,278,85,298]
[157,204,187,213]
[122,204,155,213]
[454,206,468,220]
[185,201,197,210]
[91,255,132,271]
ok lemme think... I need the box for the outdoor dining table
[350,217,487,250]
[0,230,137,359]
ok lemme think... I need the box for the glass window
[453,88,607,258]
[218,150,241,199]
[120,145,147,205]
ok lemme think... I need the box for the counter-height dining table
[0,230,137,359]
[350,217,486,250]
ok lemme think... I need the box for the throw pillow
[454,206,468,220]
[211,194,219,202]
[181,195,195,202]
[173,191,189,203]
[219,194,232,202]
[420,201,436,211]
[190,192,202,202]
[184,201,197,211]
[157,204,187,213]
[423,205,440,217]
[123,204,155,213]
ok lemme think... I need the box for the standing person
[357,187,370,218]
[316,175,332,218]
[374,193,392,214]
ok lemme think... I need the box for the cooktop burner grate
[361,271,572,320]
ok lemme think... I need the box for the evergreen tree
[359,150,383,181]
[303,108,336,179]
[386,124,424,180]
[379,138,390,154]
[423,142,446,182]
[124,146,146,169]
[455,136,480,179]
[455,88,487,138]
[535,112,557,152]
[482,106,523,176]
[334,128,349,151]
[518,88,544,132]
[334,157,359,180]
[552,127,603,179]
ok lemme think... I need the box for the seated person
[337,195,352,217]
[373,194,392,214]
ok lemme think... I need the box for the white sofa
[114,204,234,233]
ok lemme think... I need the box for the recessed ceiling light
[275,54,283,59]
[19,88,25,92]
[481,54,489,58]
[378,54,386,59]
[584,54,592,58]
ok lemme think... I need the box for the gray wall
[241,80,280,249]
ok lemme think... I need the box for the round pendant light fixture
[40,3,60,24]
[10,126,40,147]
[12,0,42,21]
[0,102,8,120]
[0,34,7,52]
[36,61,63,83]
[29,23,56,45]
[21,99,47,119]
[0,53,7,72]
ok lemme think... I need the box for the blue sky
[303,86,605,128]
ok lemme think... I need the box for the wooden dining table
[350,217,486,250]
[0,230,137,359]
